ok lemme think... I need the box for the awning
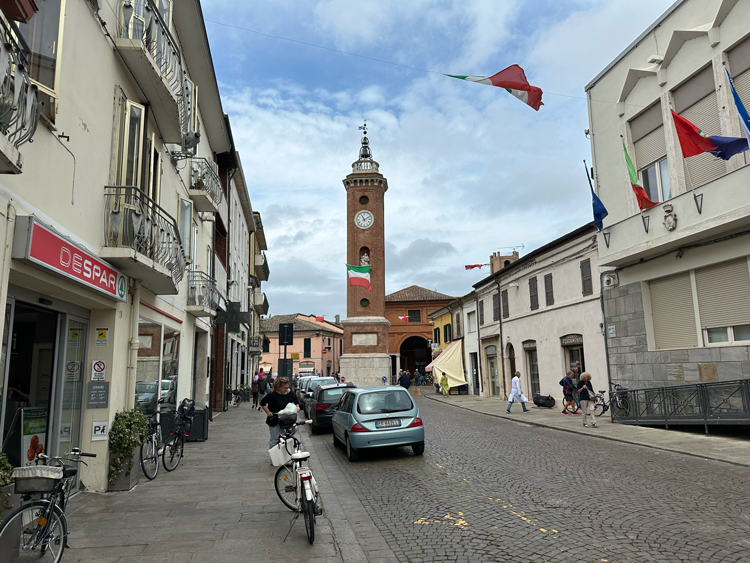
[425,340,467,388]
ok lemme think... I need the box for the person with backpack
[251,373,260,409]
[559,371,579,414]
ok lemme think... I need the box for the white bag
[278,402,297,416]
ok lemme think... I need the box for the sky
[200,0,675,319]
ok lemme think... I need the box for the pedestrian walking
[506,371,530,413]
[440,372,449,397]
[577,372,598,428]
[260,377,300,450]
[414,369,421,385]
[251,373,259,409]
[559,371,578,415]
[257,369,268,410]
[398,369,411,390]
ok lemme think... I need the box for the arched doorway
[399,336,430,377]
[506,342,516,376]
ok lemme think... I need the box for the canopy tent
[425,340,467,388]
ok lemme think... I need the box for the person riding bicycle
[260,377,300,450]
[559,371,578,415]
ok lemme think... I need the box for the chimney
[335,314,340,324]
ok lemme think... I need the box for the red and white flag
[398,316,409,322]
[465,264,483,270]
[315,316,324,322]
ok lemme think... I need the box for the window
[695,259,750,345]
[478,300,484,326]
[501,290,509,319]
[529,276,539,310]
[146,133,162,204]
[114,97,146,188]
[580,259,593,296]
[467,311,476,333]
[650,272,699,349]
[492,294,499,321]
[339,339,342,355]
[455,313,461,337]
[179,199,193,260]
[443,323,452,343]
[640,157,671,203]
[433,327,440,345]
[407,310,421,322]
[303,338,311,358]
[262,338,270,353]
[544,274,554,306]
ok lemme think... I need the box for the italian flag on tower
[346,264,371,290]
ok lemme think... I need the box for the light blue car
[331,386,425,461]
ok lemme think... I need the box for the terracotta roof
[385,285,455,303]
[260,314,342,335]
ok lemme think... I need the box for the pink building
[260,314,343,377]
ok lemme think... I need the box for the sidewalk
[422,390,750,467]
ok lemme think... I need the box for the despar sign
[14,217,128,302]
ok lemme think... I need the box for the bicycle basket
[12,466,63,494]
[278,414,298,430]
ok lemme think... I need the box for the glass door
[54,318,88,464]
[567,346,586,386]
[488,356,500,397]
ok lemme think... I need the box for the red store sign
[13,216,128,302]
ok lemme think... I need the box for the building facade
[260,315,343,377]
[586,0,750,390]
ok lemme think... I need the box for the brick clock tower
[339,125,391,386]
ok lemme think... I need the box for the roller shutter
[634,125,666,169]
[695,259,750,329]
[679,92,726,188]
[650,273,699,349]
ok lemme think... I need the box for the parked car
[160,379,173,398]
[331,386,424,461]
[135,381,158,414]
[301,377,336,416]
[295,375,315,395]
[307,382,355,433]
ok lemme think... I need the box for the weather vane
[358,120,367,135]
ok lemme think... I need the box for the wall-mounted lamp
[508,282,519,288]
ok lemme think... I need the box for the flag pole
[584,159,610,247]
[670,102,703,214]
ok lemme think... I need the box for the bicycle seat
[598,390,607,394]
[63,467,78,479]
[291,451,310,461]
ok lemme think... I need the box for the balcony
[247,335,263,354]
[115,0,190,143]
[0,20,39,173]
[253,211,267,250]
[214,253,227,300]
[188,158,223,213]
[252,291,269,316]
[254,252,269,282]
[597,164,750,268]
[186,270,218,317]
[101,186,186,295]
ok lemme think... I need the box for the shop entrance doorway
[399,336,430,376]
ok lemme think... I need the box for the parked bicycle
[0,447,96,562]
[230,388,243,407]
[141,398,165,480]
[593,384,631,417]
[163,398,195,471]
[271,417,321,544]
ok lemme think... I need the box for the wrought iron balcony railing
[104,186,186,284]
[0,19,38,152]
[119,0,192,135]
[189,157,222,208]
[255,252,269,282]
[611,379,750,426]
[187,270,218,310]
[252,291,269,316]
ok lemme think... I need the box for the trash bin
[160,404,177,443]
[187,402,208,442]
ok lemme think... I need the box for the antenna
[496,244,525,253]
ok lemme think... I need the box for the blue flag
[585,161,608,231]
[725,68,750,152]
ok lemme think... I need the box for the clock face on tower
[355,210,374,229]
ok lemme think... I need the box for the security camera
[182,131,201,150]
[602,273,619,287]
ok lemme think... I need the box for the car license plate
[375,419,401,428]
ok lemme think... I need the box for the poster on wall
[21,408,47,466]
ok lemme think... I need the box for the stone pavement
[422,390,750,467]
[61,404,397,563]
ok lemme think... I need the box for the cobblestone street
[312,394,750,563]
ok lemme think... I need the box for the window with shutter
[580,259,593,296]
[455,313,461,337]
[544,274,554,306]
[501,289,509,319]
[447,324,452,342]
[443,324,452,343]
[303,338,311,358]
[679,92,726,187]
[262,338,269,353]
[529,277,538,310]
[433,327,440,345]
[478,300,484,325]
[650,273,699,349]
[492,293,499,321]
[695,259,750,329]
[730,37,750,142]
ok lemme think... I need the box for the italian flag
[446,64,543,110]
[623,142,658,210]
[398,316,408,322]
[346,264,371,290]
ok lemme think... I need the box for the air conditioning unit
[602,273,619,288]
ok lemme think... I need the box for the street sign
[279,323,294,345]
[92,360,106,381]
[92,421,108,441]
[291,353,299,360]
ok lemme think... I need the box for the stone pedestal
[339,353,391,388]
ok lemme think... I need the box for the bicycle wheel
[162,434,183,471]
[593,398,608,417]
[303,496,315,544]
[274,463,297,511]
[0,501,66,562]
[141,437,159,480]
[618,396,630,417]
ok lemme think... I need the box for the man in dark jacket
[398,370,411,389]
[560,371,578,414]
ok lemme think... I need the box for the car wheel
[346,435,359,462]
[412,441,425,456]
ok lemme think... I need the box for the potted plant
[0,0,39,23]
[108,409,148,492]
[0,452,21,526]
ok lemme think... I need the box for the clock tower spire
[339,124,391,386]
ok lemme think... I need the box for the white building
[586,0,750,390]
[461,295,482,396]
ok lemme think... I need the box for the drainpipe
[127,281,141,409]
[599,269,615,421]
[495,276,507,399]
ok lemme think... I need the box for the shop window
[407,310,421,322]
[304,338,311,358]
[136,318,180,415]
